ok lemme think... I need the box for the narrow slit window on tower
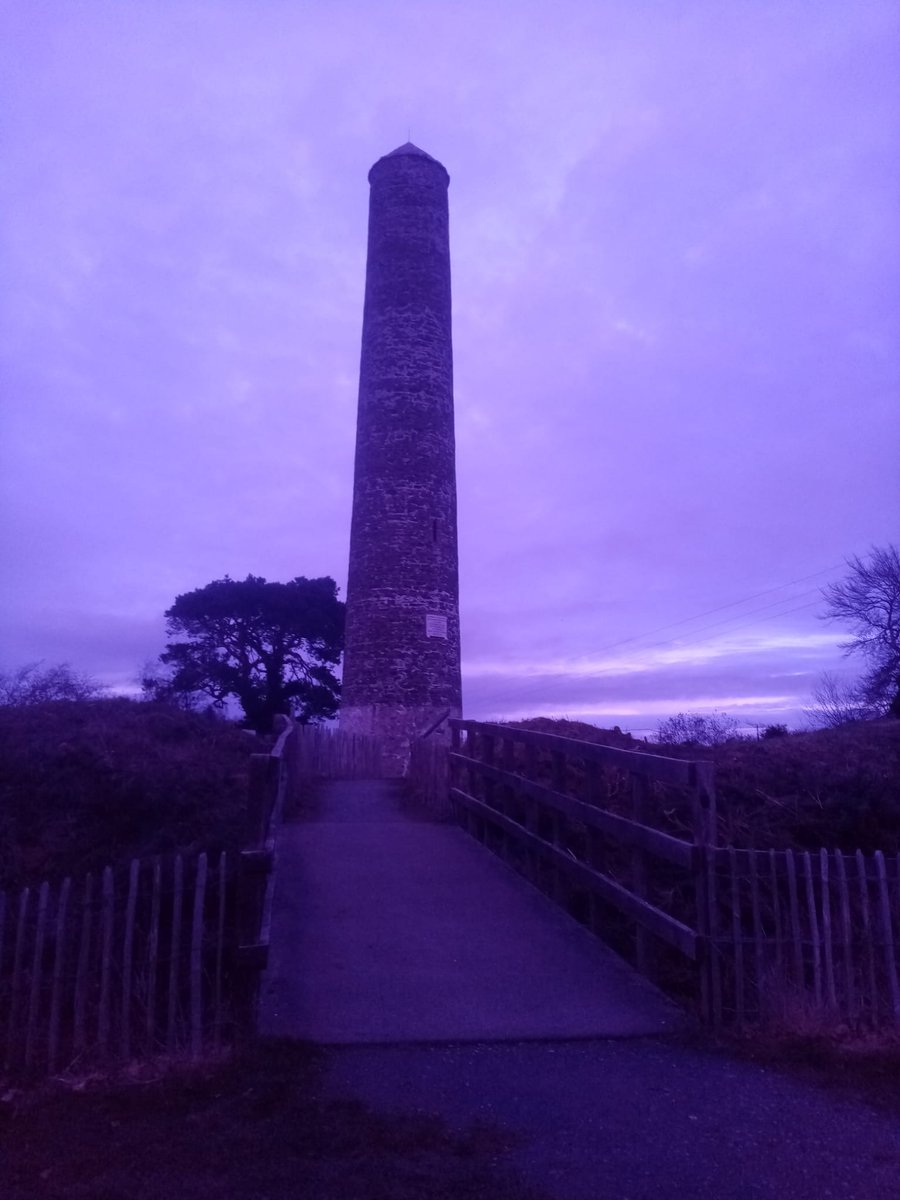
[432,519,438,543]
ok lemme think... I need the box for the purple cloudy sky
[2,1,898,733]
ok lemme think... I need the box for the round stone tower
[341,142,462,772]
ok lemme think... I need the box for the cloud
[1,1,897,735]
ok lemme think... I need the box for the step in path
[259,778,683,1043]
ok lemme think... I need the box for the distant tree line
[4,546,896,740]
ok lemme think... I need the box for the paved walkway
[324,1038,900,1199]
[259,779,682,1043]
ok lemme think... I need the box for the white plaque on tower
[426,613,448,639]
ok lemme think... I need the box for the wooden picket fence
[0,717,298,1077]
[291,725,384,785]
[0,850,233,1076]
[709,846,900,1028]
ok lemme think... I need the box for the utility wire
[508,600,825,700]
[621,594,824,657]
[468,557,856,712]
[583,563,843,658]
[482,597,827,706]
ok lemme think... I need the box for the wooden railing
[233,717,294,1029]
[449,719,718,1019]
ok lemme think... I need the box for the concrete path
[324,1038,900,1199]
[259,779,682,1043]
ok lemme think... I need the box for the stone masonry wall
[342,144,462,771]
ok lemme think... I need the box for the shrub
[0,697,255,890]
[0,661,104,705]
[656,711,742,747]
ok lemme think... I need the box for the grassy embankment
[510,716,900,853]
[0,698,256,893]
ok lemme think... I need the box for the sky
[2,0,898,734]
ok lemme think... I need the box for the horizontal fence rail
[234,718,295,1028]
[0,850,233,1076]
[449,720,717,1019]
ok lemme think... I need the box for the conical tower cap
[369,142,449,184]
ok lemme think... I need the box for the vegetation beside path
[511,716,900,853]
[0,698,255,892]
[709,1027,900,1118]
[2,1033,899,1200]
[0,1041,545,1200]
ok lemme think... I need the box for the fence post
[234,735,288,1039]
[482,734,499,852]
[73,874,93,1057]
[549,749,567,903]
[25,882,49,1070]
[631,773,652,978]
[874,851,900,1024]
[98,867,114,1054]
[448,722,459,821]
[167,856,184,1050]
[692,761,718,1025]
[245,753,272,849]
[121,858,140,1060]
[47,877,70,1074]
[190,853,208,1059]
[728,847,744,1024]
[584,760,603,933]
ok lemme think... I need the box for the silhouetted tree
[156,575,344,732]
[820,545,900,716]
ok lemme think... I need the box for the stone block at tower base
[340,704,459,775]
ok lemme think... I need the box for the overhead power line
[629,595,824,657]
[586,563,844,658]
[467,556,859,716]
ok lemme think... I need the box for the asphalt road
[325,1036,900,1200]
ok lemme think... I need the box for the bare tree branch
[820,544,900,715]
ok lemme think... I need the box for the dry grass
[0,1041,545,1200]
[709,1025,900,1116]
[0,699,256,891]
[507,716,900,852]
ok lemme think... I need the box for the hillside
[507,717,900,853]
[2,702,898,894]
[0,699,255,891]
